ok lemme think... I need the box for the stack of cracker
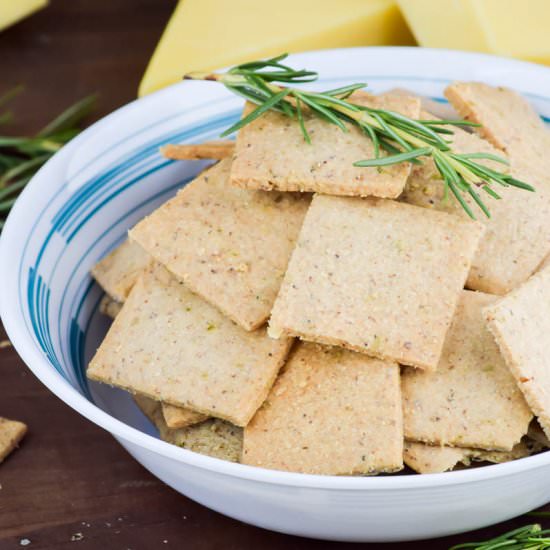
[89,84,550,475]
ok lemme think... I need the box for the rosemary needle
[0,89,96,232]
[450,524,550,550]
[184,53,535,220]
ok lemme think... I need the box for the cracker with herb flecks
[403,441,472,474]
[400,100,550,294]
[444,83,550,292]
[243,342,403,475]
[229,92,420,198]
[445,82,550,172]
[92,239,152,302]
[134,395,242,462]
[129,159,310,331]
[0,417,27,463]
[404,436,545,474]
[269,195,484,371]
[484,265,550,441]
[99,294,207,428]
[88,265,292,426]
[161,403,208,429]
[403,290,532,451]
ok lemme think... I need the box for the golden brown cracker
[91,239,152,302]
[269,195,484,370]
[88,265,292,426]
[243,342,403,475]
[403,291,532,451]
[0,417,27,463]
[484,265,550,441]
[230,92,420,198]
[161,403,208,429]
[134,395,242,462]
[130,159,310,330]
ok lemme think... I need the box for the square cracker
[402,290,532,451]
[134,396,242,462]
[161,403,208,430]
[484,265,550,440]
[421,83,550,293]
[404,437,544,474]
[243,342,403,475]
[230,92,421,198]
[98,295,206,428]
[92,240,152,302]
[88,265,292,426]
[129,159,310,331]
[401,110,545,295]
[0,417,27,463]
[445,82,550,172]
[269,195,484,370]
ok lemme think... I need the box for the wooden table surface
[0,2,548,548]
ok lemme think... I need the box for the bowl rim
[2,45,550,491]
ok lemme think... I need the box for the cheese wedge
[0,0,47,31]
[398,0,550,65]
[139,0,414,96]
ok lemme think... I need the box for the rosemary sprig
[184,54,534,219]
[450,524,550,550]
[0,89,96,231]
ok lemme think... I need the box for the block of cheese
[398,0,550,65]
[0,0,47,31]
[139,0,414,96]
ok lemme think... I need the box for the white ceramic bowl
[2,47,550,542]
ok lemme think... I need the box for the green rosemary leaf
[313,92,362,111]
[434,152,462,187]
[0,196,16,212]
[0,154,50,186]
[483,185,501,200]
[458,152,509,165]
[377,137,420,162]
[0,176,30,200]
[184,54,535,218]
[370,111,412,151]
[0,137,28,147]
[504,176,536,192]
[296,92,347,131]
[421,119,481,127]
[467,185,491,218]
[37,94,96,138]
[220,88,291,137]
[448,180,475,219]
[295,97,310,144]
[449,524,550,550]
[0,91,94,231]
[354,146,431,167]
[323,83,367,98]
[362,123,380,158]
[426,126,456,135]
[376,110,450,149]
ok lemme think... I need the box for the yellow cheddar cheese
[138,0,414,97]
[398,0,550,65]
[0,0,47,32]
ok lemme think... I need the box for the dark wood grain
[0,1,547,548]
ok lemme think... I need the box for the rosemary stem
[183,55,534,219]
